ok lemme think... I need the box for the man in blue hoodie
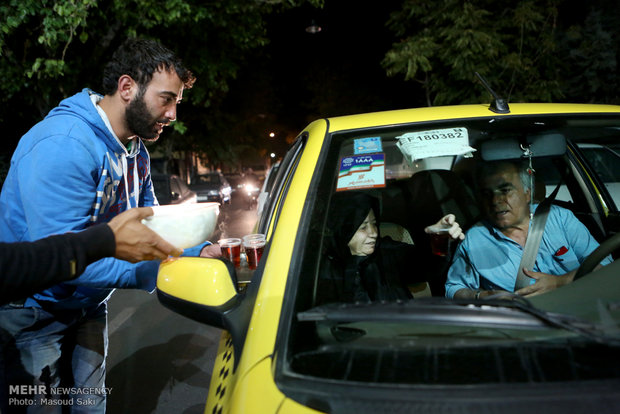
[0,38,210,412]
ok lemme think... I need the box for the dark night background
[200,0,420,167]
[1,1,417,175]
[1,0,618,177]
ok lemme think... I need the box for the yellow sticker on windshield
[396,127,476,162]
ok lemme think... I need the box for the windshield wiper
[475,293,620,346]
[298,297,620,346]
[298,299,552,329]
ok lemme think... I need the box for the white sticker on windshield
[396,127,476,161]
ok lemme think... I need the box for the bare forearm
[454,288,477,300]
[454,288,507,300]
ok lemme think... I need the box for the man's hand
[515,268,575,297]
[425,214,465,241]
[107,207,183,262]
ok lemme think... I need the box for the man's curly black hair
[102,37,195,95]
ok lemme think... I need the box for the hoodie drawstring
[133,159,139,208]
[120,154,140,210]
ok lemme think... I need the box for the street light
[305,20,322,34]
[269,132,275,138]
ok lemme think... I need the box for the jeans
[0,302,108,414]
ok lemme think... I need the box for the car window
[578,145,620,210]
[264,163,280,193]
[257,134,306,237]
[529,154,611,241]
[535,144,620,214]
[580,146,620,182]
[196,174,221,184]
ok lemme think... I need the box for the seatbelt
[514,181,562,290]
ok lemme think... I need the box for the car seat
[380,221,431,298]
[380,222,414,245]
[382,170,482,296]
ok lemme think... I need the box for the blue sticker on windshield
[354,137,382,154]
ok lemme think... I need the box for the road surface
[106,192,258,413]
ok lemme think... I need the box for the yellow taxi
[156,101,620,413]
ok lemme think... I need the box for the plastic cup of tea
[242,234,266,245]
[218,238,242,267]
[428,227,451,257]
[243,234,266,270]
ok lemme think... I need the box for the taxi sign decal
[354,137,382,154]
[336,153,386,191]
[396,127,476,162]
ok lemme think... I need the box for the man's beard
[125,89,167,142]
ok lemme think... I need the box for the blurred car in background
[190,172,232,204]
[243,164,267,180]
[223,172,244,192]
[151,173,197,205]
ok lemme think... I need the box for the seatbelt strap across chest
[514,183,561,290]
[514,199,551,290]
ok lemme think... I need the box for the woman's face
[348,209,378,256]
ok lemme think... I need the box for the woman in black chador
[318,191,464,304]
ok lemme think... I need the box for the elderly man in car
[445,160,612,300]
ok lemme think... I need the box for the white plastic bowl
[141,203,220,249]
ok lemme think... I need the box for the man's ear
[117,75,137,103]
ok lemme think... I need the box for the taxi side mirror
[157,256,259,369]
[156,257,241,329]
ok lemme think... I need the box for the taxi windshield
[282,113,620,386]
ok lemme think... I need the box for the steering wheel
[574,232,620,280]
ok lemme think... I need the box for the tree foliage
[558,6,620,103]
[381,0,620,105]
[0,0,322,166]
[2,0,618,171]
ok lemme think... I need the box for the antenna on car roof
[474,72,510,114]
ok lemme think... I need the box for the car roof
[319,103,620,134]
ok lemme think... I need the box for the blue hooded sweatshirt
[0,89,206,309]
